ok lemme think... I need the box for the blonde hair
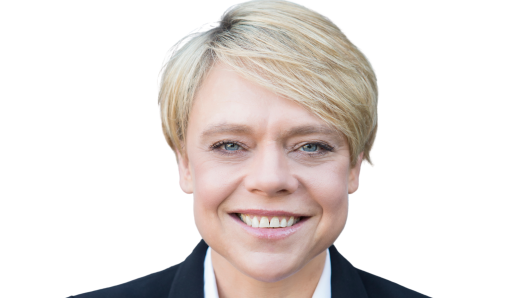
[159,0,377,166]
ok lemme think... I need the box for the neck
[211,249,327,298]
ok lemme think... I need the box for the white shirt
[204,247,331,298]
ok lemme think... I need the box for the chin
[239,260,300,283]
[231,250,305,283]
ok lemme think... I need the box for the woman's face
[177,63,362,282]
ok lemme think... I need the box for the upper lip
[230,209,308,217]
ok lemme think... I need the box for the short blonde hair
[159,0,377,166]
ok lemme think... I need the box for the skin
[176,63,363,298]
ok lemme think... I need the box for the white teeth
[245,215,252,226]
[259,216,270,228]
[270,216,280,228]
[252,216,260,228]
[239,214,301,228]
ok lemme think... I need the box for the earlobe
[348,152,363,194]
[176,149,194,194]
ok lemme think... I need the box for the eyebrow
[200,122,344,143]
[200,123,254,138]
[280,125,340,140]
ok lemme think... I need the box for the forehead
[189,63,342,140]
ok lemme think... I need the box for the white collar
[204,247,331,298]
[203,247,219,298]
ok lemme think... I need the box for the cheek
[191,158,243,221]
[300,161,350,203]
[296,161,350,234]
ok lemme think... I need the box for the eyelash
[210,140,247,156]
[209,140,334,157]
[302,142,335,156]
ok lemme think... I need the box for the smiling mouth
[237,213,302,228]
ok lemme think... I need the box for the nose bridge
[245,142,297,196]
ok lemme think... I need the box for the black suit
[69,240,429,298]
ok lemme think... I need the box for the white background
[1,0,529,297]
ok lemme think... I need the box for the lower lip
[230,214,306,240]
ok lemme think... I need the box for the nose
[244,144,298,197]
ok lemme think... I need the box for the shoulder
[68,240,209,298]
[329,245,430,298]
[68,264,180,298]
[356,269,430,298]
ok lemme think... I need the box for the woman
[71,1,428,297]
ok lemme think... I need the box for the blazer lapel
[330,245,369,298]
[168,240,208,298]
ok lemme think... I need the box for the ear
[176,149,194,194]
[348,152,363,194]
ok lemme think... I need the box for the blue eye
[301,143,318,152]
[223,143,240,151]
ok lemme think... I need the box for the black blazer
[69,240,429,298]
